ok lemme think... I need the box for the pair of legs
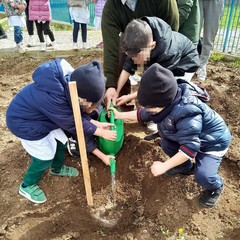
[160,138,224,207]
[73,20,87,43]
[20,139,78,204]
[160,138,223,190]
[25,0,34,36]
[13,26,23,45]
[197,0,224,80]
[35,21,55,43]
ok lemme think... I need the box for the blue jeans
[160,138,223,190]
[14,26,23,44]
[73,21,87,43]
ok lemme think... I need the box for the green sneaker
[19,183,46,204]
[50,165,79,177]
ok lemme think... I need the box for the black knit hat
[137,63,177,107]
[70,61,105,104]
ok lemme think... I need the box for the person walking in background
[29,0,57,51]
[25,0,35,47]
[0,23,7,39]
[92,0,106,48]
[197,0,224,81]
[177,0,200,45]
[102,0,180,109]
[1,0,26,53]
[68,0,90,50]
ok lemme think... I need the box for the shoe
[197,66,207,81]
[17,43,26,53]
[27,35,35,47]
[44,35,52,47]
[40,42,46,51]
[165,163,195,176]
[199,185,224,208]
[67,137,80,156]
[147,121,158,134]
[144,132,159,141]
[0,34,7,39]
[73,42,78,50]
[50,165,79,177]
[19,183,46,204]
[51,41,58,50]
[82,42,90,49]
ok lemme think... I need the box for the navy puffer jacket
[138,82,231,158]
[6,59,97,152]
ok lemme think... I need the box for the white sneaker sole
[19,188,46,204]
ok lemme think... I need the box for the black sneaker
[0,34,7,40]
[165,163,195,176]
[67,137,80,156]
[199,185,224,208]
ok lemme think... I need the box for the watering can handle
[109,102,115,130]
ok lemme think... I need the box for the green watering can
[97,103,124,174]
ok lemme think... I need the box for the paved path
[0,29,102,53]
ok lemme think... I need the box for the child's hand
[101,129,117,141]
[102,155,115,166]
[151,161,167,176]
[97,122,115,130]
[108,107,121,119]
[16,4,26,14]
[116,94,132,106]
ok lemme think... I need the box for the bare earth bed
[0,51,239,240]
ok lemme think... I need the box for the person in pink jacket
[92,0,105,48]
[29,0,57,51]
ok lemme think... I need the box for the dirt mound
[0,52,239,240]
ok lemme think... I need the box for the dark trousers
[23,140,66,186]
[35,21,55,43]
[160,138,223,190]
[25,0,34,35]
[0,24,6,36]
[73,21,87,43]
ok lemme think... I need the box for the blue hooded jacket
[137,82,231,158]
[6,59,99,152]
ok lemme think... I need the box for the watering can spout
[110,158,116,174]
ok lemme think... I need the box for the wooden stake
[69,81,93,206]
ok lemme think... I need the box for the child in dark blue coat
[6,59,116,204]
[112,63,231,208]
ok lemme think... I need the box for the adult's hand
[104,87,118,108]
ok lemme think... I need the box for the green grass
[51,21,72,31]
[231,59,240,67]
[209,52,225,61]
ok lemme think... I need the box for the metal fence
[1,0,239,54]
[214,0,240,54]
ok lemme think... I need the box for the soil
[0,51,240,240]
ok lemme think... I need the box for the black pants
[25,0,34,35]
[0,24,6,36]
[35,21,55,43]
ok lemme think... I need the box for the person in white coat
[68,0,90,50]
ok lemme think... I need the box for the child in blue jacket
[6,59,116,204]
[111,63,231,208]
